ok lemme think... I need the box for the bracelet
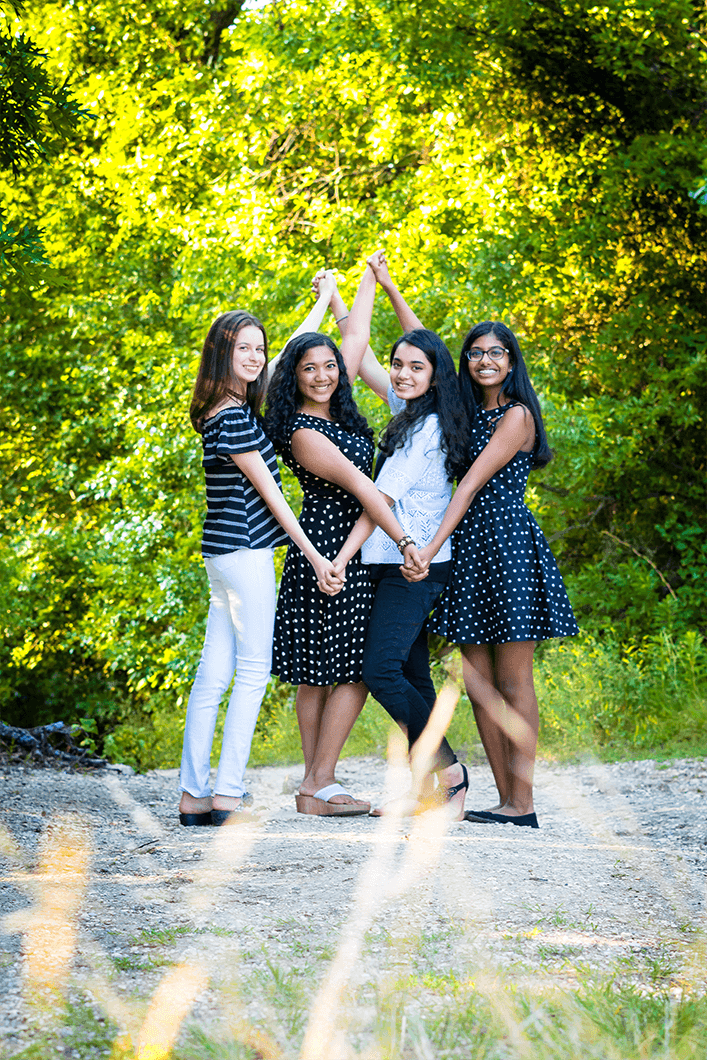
[335,314,349,324]
[397,534,416,554]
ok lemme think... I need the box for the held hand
[311,269,326,298]
[313,555,345,596]
[312,268,337,303]
[366,249,392,287]
[318,555,347,595]
[331,556,348,580]
[402,543,427,574]
[400,543,431,582]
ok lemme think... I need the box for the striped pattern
[200,405,289,556]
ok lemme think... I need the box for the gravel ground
[0,754,705,1055]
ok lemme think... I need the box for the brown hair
[190,311,268,432]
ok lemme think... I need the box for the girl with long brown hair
[179,280,342,826]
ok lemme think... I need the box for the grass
[6,830,707,1060]
[105,628,707,772]
[13,957,706,1060]
[6,630,706,1058]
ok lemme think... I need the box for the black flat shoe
[179,812,213,827]
[464,809,539,829]
[211,806,248,826]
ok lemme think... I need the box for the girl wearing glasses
[367,257,578,829]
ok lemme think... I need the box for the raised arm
[367,251,425,332]
[403,406,534,581]
[267,270,338,382]
[339,264,378,385]
[290,428,423,572]
[231,449,342,593]
[320,268,391,400]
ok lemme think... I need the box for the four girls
[179,253,578,826]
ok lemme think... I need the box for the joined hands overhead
[311,268,338,303]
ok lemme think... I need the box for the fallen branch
[0,721,108,770]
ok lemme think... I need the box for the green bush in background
[1,0,705,764]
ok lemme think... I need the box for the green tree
[0,0,90,279]
[1,0,705,762]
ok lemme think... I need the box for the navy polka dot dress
[272,414,374,686]
[430,402,579,645]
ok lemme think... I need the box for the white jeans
[180,548,276,798]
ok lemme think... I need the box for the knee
[196,652,236,689]
[361,657,382,696]
[362,655,399,698]
[497,673,535,704]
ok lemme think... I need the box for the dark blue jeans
[361,568,457,771]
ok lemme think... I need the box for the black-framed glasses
[465,346,508,361]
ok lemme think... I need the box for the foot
[496,801,534,818]
[435,763,468,821]
[299,775,368,808]
[369,793,424,818]
[212,794,244,811]
[179,793,212,815]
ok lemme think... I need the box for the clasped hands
[311,253,389,304]
[316,545,431,596]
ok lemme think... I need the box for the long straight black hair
[378,329,470,480]
[459,322,553,469]
[190,310,268,433]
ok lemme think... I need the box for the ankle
[212,794,243,811]
[179,793,211,813]
[437,762,462,786]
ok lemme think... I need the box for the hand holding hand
[400,543,431,582]
[366,249,392,287]
[313,555,345,596]
[311,268,337,304]
[332,556,347,580]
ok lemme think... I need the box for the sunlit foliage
[1,0,705,758]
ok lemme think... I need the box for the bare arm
[367,251,424,331]
[402,406,534,581]
[331,499,390,576]
[267,270,338,382]
[339,265,378,385]
[291,428,423,572]
[323,274,390,399]
[357,345,391,403]
[231,449,342,593]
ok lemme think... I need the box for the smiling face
[466,330,511,391]
[389,341,434,401]
[295,344,340,414]
[231,324,267,395]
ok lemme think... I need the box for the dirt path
[0,755,705,1056]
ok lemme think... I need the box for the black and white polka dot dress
[272,414,374,686]
[430,403,579,645]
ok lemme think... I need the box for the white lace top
[362,396,452,564]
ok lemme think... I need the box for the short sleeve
[387,383,406,415]
[215,407,261,458]
[375,416,443,502]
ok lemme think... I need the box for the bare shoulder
[291,424,338,456]
[204,401,246,421]
[502,402,531,421]
[499,402,535,448]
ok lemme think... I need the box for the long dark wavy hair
[378,329,470,480]
[190,311,268,433]
[459,322,553,469]
[264,332,373,451]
